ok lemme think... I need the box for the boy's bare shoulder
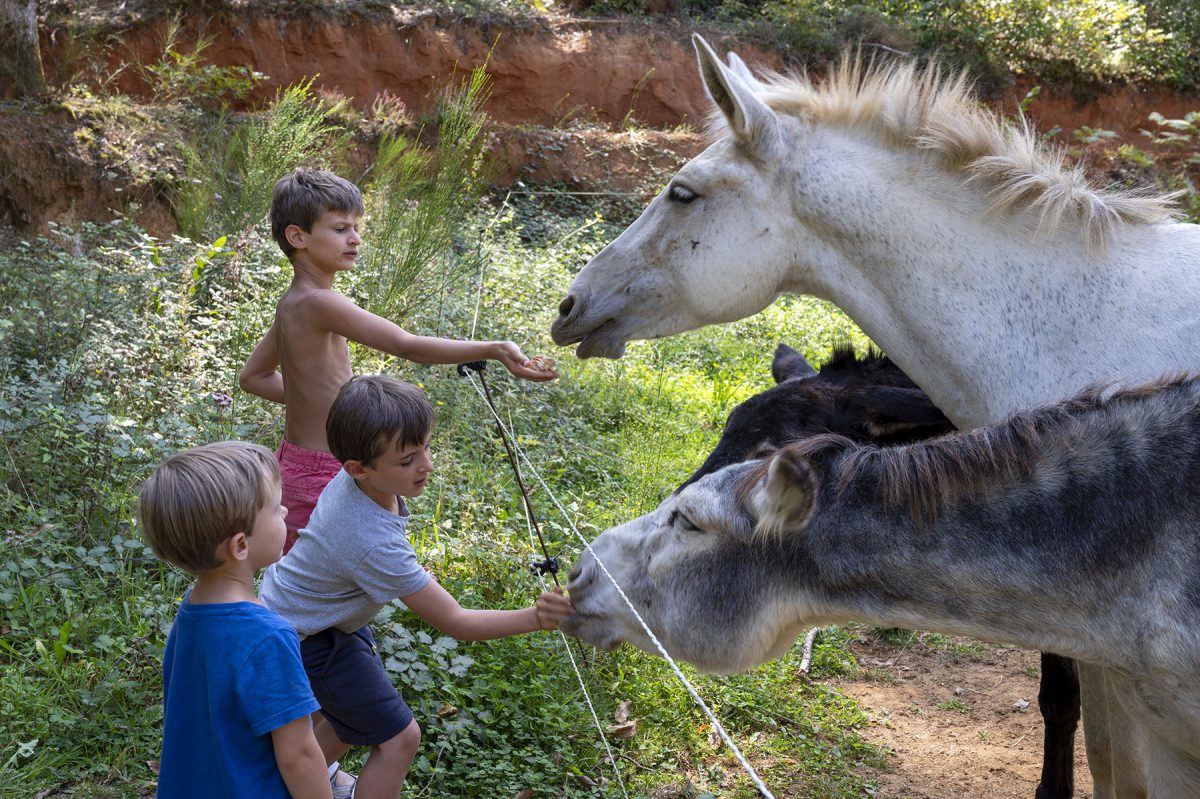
[278,283,360,318]
[274,284,376,350]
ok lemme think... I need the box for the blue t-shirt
[158,596,319,798]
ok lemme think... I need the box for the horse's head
[551,36,812,358]
[678,343,954,491]
[563,447,837,673]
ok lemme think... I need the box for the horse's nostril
[558,294,576,318]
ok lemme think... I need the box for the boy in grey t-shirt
[262,376,572,799]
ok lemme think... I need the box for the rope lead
[456,360,561,587]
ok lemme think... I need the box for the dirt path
[827,631,1093,798]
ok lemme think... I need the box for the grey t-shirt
[261,469,431,635]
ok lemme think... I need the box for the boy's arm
[312,292,556,382]
[402,580,573,641]
[239,321,286,404]
[271,715,333,799]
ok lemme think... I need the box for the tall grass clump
[174,79,350,239]
[353,64,493,324]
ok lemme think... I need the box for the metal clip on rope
[457,360,560,587]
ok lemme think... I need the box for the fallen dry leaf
[514,790,534,799]
[606,719,637,739]
[613,698,633,724]
[436,703,459,718]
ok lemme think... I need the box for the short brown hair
[139,441,279,573]
[327,376,434,466]
[269,168,365,258]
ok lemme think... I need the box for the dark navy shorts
[300,626,414,746]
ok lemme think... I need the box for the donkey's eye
[669,509,702,533]
[668,185,698,204]
[750,442,778,459]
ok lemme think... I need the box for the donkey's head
[678,343,953,491]
[551,36,815,358]
[564,446,843,673]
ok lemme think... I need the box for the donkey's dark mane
[819,343,881,372]
[749,374,1192,524]
[817,344,896,380]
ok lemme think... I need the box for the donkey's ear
[693,35,780,147]
[757,448,819,536]
[772,343,816,384]
[861,387,954,439]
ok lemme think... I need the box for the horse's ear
[861,387,955,439]
[725,51,765,92]
[772,343,816,384]
[693,34,780,148]
[757,448,819,536]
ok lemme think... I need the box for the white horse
[551,36,1200,798]
[564,376,1200,797]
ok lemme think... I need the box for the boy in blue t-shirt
[140,441,332,799]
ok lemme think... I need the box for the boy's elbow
[435,610,479,641]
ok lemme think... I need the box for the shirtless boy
[240,168,556,553]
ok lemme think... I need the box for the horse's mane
[710,52,1180,248]
[747,373,1193,532]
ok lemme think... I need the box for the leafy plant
[1145,110,1200,163]
[139,16,264,109]
[1074,125,1118,144]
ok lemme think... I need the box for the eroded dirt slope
[6,8,1200,234]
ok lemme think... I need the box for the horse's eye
[668,185,698,204]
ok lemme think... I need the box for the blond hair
[139,441,279,573]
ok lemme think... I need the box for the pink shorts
[276,439,341,554]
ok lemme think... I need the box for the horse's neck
[789,145,1200,427]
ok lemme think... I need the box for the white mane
[708,53,1180,247]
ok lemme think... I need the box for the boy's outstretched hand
[494,341,558,382]
[534,586,574,630]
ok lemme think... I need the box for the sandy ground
[827,632,1093,799]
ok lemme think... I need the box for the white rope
[509,408,632,798]
[466,375,776,799]
[468,189,513,341]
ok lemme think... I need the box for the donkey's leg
[1035,652,1079,799]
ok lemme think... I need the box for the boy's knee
[377,719,421,759]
